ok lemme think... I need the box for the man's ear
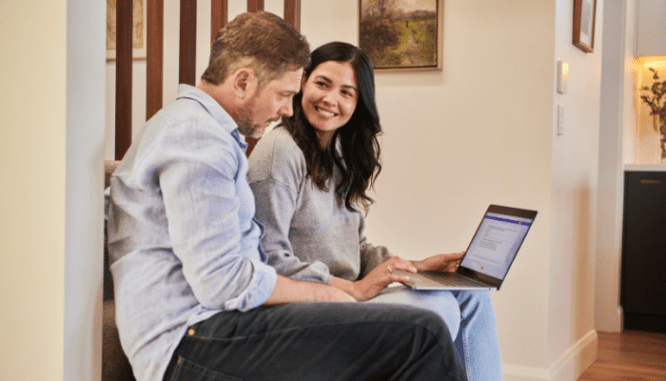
[232,67,258,99]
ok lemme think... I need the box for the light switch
[557,105,564,135]
[557,61,568,94]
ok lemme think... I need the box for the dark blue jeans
[163,302,467,381]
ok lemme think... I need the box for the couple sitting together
[108,11,503,381]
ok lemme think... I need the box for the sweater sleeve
[248,129,333,284]
[358,214,394,279]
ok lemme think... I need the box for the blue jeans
[163,302,467,381]
[368,287,503,381]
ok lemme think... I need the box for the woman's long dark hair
[282,41,382,214]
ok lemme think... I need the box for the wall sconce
[557,61,568,94]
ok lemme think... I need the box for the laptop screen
[459,206,536,281]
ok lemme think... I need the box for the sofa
[103,160,135,381]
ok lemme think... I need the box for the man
[108,11,466,381]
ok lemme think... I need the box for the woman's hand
[412,251,465,273]
[350,256,417,301]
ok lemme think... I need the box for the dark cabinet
[621,170,666,333]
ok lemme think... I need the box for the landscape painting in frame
[106,0,147,60]
[359,0,443,72]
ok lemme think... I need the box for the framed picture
[359,0,444,72]
[106,0,147,60]
[572,0,596,53]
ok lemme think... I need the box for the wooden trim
[179,0,197,85]
[284,0,300,32]
[146,0,164,121]
[247,0,264,12]
[115,0,133,160]
[211,0,228,44]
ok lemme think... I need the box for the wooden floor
[577,330,666,381]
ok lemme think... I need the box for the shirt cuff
[223,259,277,312]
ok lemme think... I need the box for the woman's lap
[366,285,461,338]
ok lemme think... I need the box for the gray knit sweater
[248,127,392,284]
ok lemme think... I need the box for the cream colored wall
[1,1,67,379]
[548,0,602,375]
[2,1,106,380]
[364,0,556,371]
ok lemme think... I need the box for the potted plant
[640,67,666,162]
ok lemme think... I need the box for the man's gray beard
[237,115,282,139]
[237,119,263,139]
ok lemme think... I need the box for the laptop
[393,205,537,291]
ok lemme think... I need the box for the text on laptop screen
[460,212,533,279]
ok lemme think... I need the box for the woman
[248,42,502,380]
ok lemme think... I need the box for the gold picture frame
[106,0,147,60]
[359,0,444,72]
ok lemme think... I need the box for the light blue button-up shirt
[107,84,277,381]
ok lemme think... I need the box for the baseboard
[503,330,598,381]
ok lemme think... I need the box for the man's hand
[412,251,465,273]
[331,256,417,301]
[263,275,356,306]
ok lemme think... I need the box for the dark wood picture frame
[358,0,444,72]
[573,0,597,53]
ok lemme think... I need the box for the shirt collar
[176,84,247,150]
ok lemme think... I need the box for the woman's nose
[322,90,336,103]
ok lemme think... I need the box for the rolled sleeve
[223,258,277,311]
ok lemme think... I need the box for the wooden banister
[211,0,228,43]
[115,0,301,159]
[115,0,133,160]
[247,0,264,13]
[284,0,301,32]
[179,0,197,85]
[146,0,164,121]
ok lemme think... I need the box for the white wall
[547,0,603,378]
[1,0,105,380]
[103,0,603,380]
[65,0,107,380]
[595,0,643,335]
